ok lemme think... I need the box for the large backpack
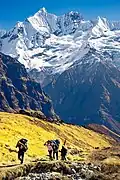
[51,139,60,151]
[55,139,60,146]
[17,139,28,152]
[23,143,28,152]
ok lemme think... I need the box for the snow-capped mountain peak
[37,7,47,14]
[0,29,6,37]
[91,16,112,37]
[97,16,110,29]
[0,8,120,86]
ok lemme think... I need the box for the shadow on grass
[0,164,20,168]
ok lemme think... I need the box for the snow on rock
[0,8,120,85]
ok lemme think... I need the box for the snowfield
[0,8,120,85]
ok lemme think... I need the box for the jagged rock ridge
[0,53,59,121]
[0,8,120,86]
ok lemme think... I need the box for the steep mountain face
[0,53,59,121]
[45,50,120,135]
[0,29,6,37]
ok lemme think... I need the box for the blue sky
[0,0,120,29]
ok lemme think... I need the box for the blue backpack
[51,139,60,150]
[55,139,60,146]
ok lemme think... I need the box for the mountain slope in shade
[45,53,120,135]
[0,53,59,121]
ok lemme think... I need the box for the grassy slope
[0,112,113,165]
[88,124,120,142]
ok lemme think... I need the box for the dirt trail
[0,162,34,180]
[0,164,20,169]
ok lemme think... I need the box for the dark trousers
[18,151,24,164]
[53,151,58,160]
[61,153,67,160]
[48,150,52,160]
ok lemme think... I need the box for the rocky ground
[0,160,120,180]
[17,162,101,180]
[16,161,120,180]
[18,172,83,180]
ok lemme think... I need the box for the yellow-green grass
[103,157,120,165]
[0,112,112,165]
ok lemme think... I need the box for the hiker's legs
[18,151,21,161]
[49,150,52,160]
[18,151,24,164]
[53,151,55,159]
[56,151,58,160]
[53,151,58,160]
[63,155,66,160]
[20,151,24,164]
[64,153,67,160]
[61,154,64,160]
[61,153,66,160]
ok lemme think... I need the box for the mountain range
[1,8,120,86]
[0,8,120,134]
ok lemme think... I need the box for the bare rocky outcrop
[0,53,60,122]
[0,161,120,180]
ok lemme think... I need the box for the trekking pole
[64,140,66,145]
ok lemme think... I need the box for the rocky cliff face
[0,53,59,121]
[45,51,120,134]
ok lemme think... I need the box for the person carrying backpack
[60,140,67,160]
[16,138,28,164]
[52,139,60,160]
[44,140,53,160]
